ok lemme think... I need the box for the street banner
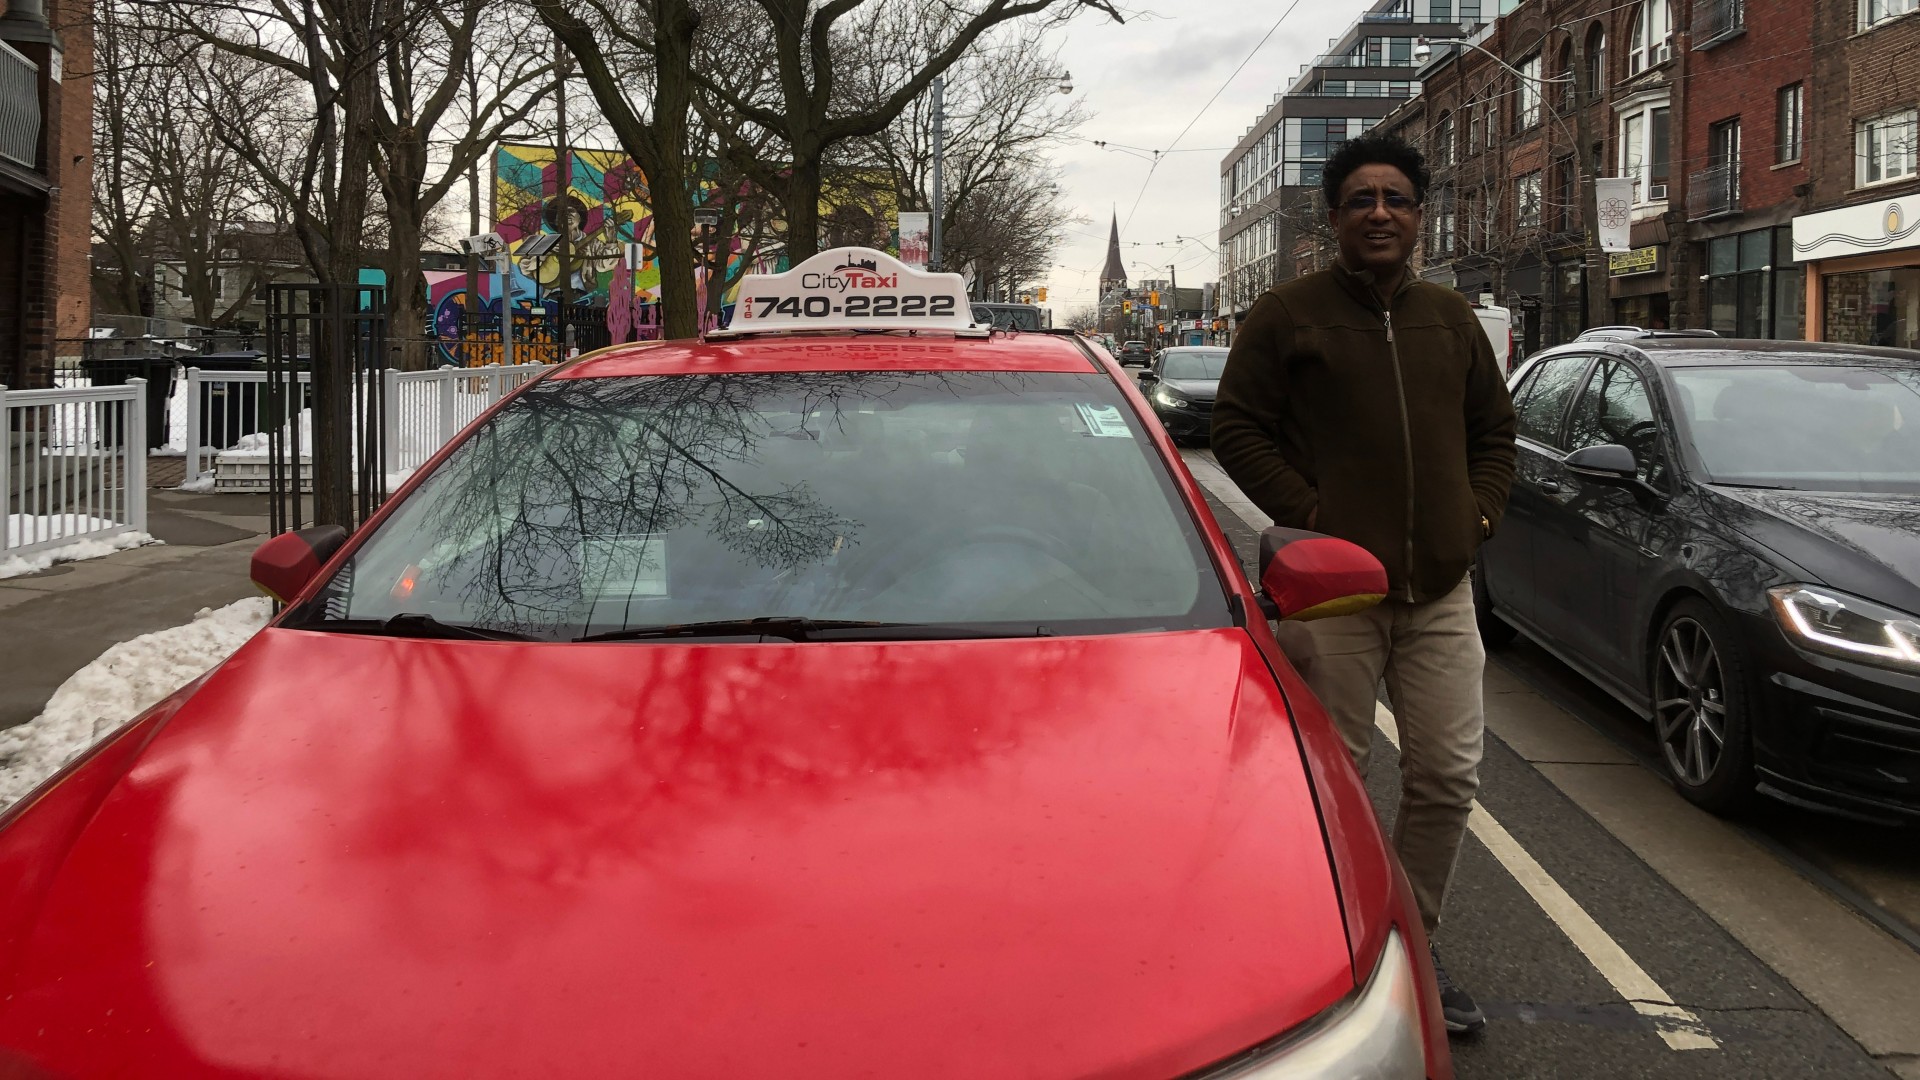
[897,213,931,271]
[1595,178,1634,253]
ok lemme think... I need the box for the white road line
[1375,706,1719,1052]
[1182,450,1719,1052]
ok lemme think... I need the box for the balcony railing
[1693,0,1746,48]
[1688,161,1741,218]
[0,40,41,170]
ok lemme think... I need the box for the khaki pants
[1275,578,1485,935]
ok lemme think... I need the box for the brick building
[1790,0,1920,348]
[1685,0,1813,340]
[1,0,89,390]
[1382,0,1700,351]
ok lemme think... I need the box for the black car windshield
[1670,363,1920,493]
[1162,349,1229,381]
[301,371,1230,640]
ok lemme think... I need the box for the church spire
[1099,210,1127,291]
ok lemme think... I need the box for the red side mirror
[250,526,349,605]
[1257,527,1388,621]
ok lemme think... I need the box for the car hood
[1706,486,1920,613]
[0,628,1350,1080]
[1160,378,1219,400]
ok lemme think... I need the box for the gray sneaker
[1430,945,1487,1035]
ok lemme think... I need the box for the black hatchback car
[1475,334,1920,823]
[1137,346,1227,443]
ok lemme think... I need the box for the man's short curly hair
[1321,131,1431,210]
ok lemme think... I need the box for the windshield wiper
[306,613,541,642]
[575,617,1053,643]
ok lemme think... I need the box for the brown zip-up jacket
[1211,264,1517,604]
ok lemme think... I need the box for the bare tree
[532,0,705,338]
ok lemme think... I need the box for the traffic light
[1149,291,1161,307]
[1122,300,1133,313]
[1037,287,1048,302]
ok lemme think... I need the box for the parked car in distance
[1474,335,1920,823]
[1138,345,1228,444]
[1118,339,1151,366]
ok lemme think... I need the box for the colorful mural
[426,142,900,365]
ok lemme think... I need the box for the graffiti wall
[427,142,900,365]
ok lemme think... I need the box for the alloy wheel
[1653,618,1727,787]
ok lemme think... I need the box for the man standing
[1211,131,1516,1035]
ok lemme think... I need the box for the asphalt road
[1183,447,1918,1080]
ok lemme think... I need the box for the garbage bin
[80,355,176,449]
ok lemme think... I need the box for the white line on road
[1182,449,1719,1052]
[1375,707,1719,1052]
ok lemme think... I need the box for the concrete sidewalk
[0,489,269,732]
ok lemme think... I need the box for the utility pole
[554,37,574,351]
[1569,33,1609,332]
[466,148,481,366]
[1168,262,1178,342]
[930,74,944,273]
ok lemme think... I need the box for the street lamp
[931,69,1072,274]
[1412,31,1609,331]
[1057,71,1074,95]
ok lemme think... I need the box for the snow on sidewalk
[1,515,159,580]
[0,597,271,811]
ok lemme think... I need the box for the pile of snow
[1,515,158,580]
[0,598,271,811]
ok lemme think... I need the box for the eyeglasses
[1339,193,1421,214]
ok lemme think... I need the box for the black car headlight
[1154,386,1190,409]
[1198,929,1426,1078]
[1768,585,1920,672]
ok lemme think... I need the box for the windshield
[1670,363,1920,493]
[1162,349,1229,381]
[301,371,1229,641]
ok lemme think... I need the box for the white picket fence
[181,364,548,488]
[1,380,149,560]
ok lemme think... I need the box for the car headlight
[1199,929,1426,1079]
[1768,585,1920,671]
[1154,386,1189,409]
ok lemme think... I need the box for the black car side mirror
[1138,370,1158,384]
[1565,443,1638,484]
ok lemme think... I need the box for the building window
[1709,117,1741,212]
[1467,98,1482,151]
[1429,186,1456,255]
[1460,0,1482,22]
[1776,84,1803,164]
[1856,109,1918,187]
[1860,0,1920,30]
[1516,54,1541,130]
[1705,227,1802,340]
[1629,0,1672,75]
[1620,102,1672,203]
[1516,172,1542,228]
[1586,25,1607,97]
[1434,113,1454,166]
[1822,266,1920,348]
[1553,158,1577,231]
[1429,0,1453,19]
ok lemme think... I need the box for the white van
[1471,300,1514,373]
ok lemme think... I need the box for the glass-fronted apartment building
[1218,0,1518,330]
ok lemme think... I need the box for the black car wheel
[1651,598,1757,814]
[1470,560,1515,646]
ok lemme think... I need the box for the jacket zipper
[1382,305,1417,602]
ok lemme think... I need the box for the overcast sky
[1041,0,1367,319]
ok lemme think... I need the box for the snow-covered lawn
[0,598,271,811]
[1,515,159,581]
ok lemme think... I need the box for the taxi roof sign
[709,247,986,338]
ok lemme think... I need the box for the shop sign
[1608,246,1660,277]
[1792,197,1920,262]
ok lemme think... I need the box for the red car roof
[552,331,1102,378]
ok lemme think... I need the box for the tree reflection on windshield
[305,370,1227,640]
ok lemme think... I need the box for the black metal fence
[265,283,388,534]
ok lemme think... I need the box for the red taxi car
[0,250,1450,1079]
